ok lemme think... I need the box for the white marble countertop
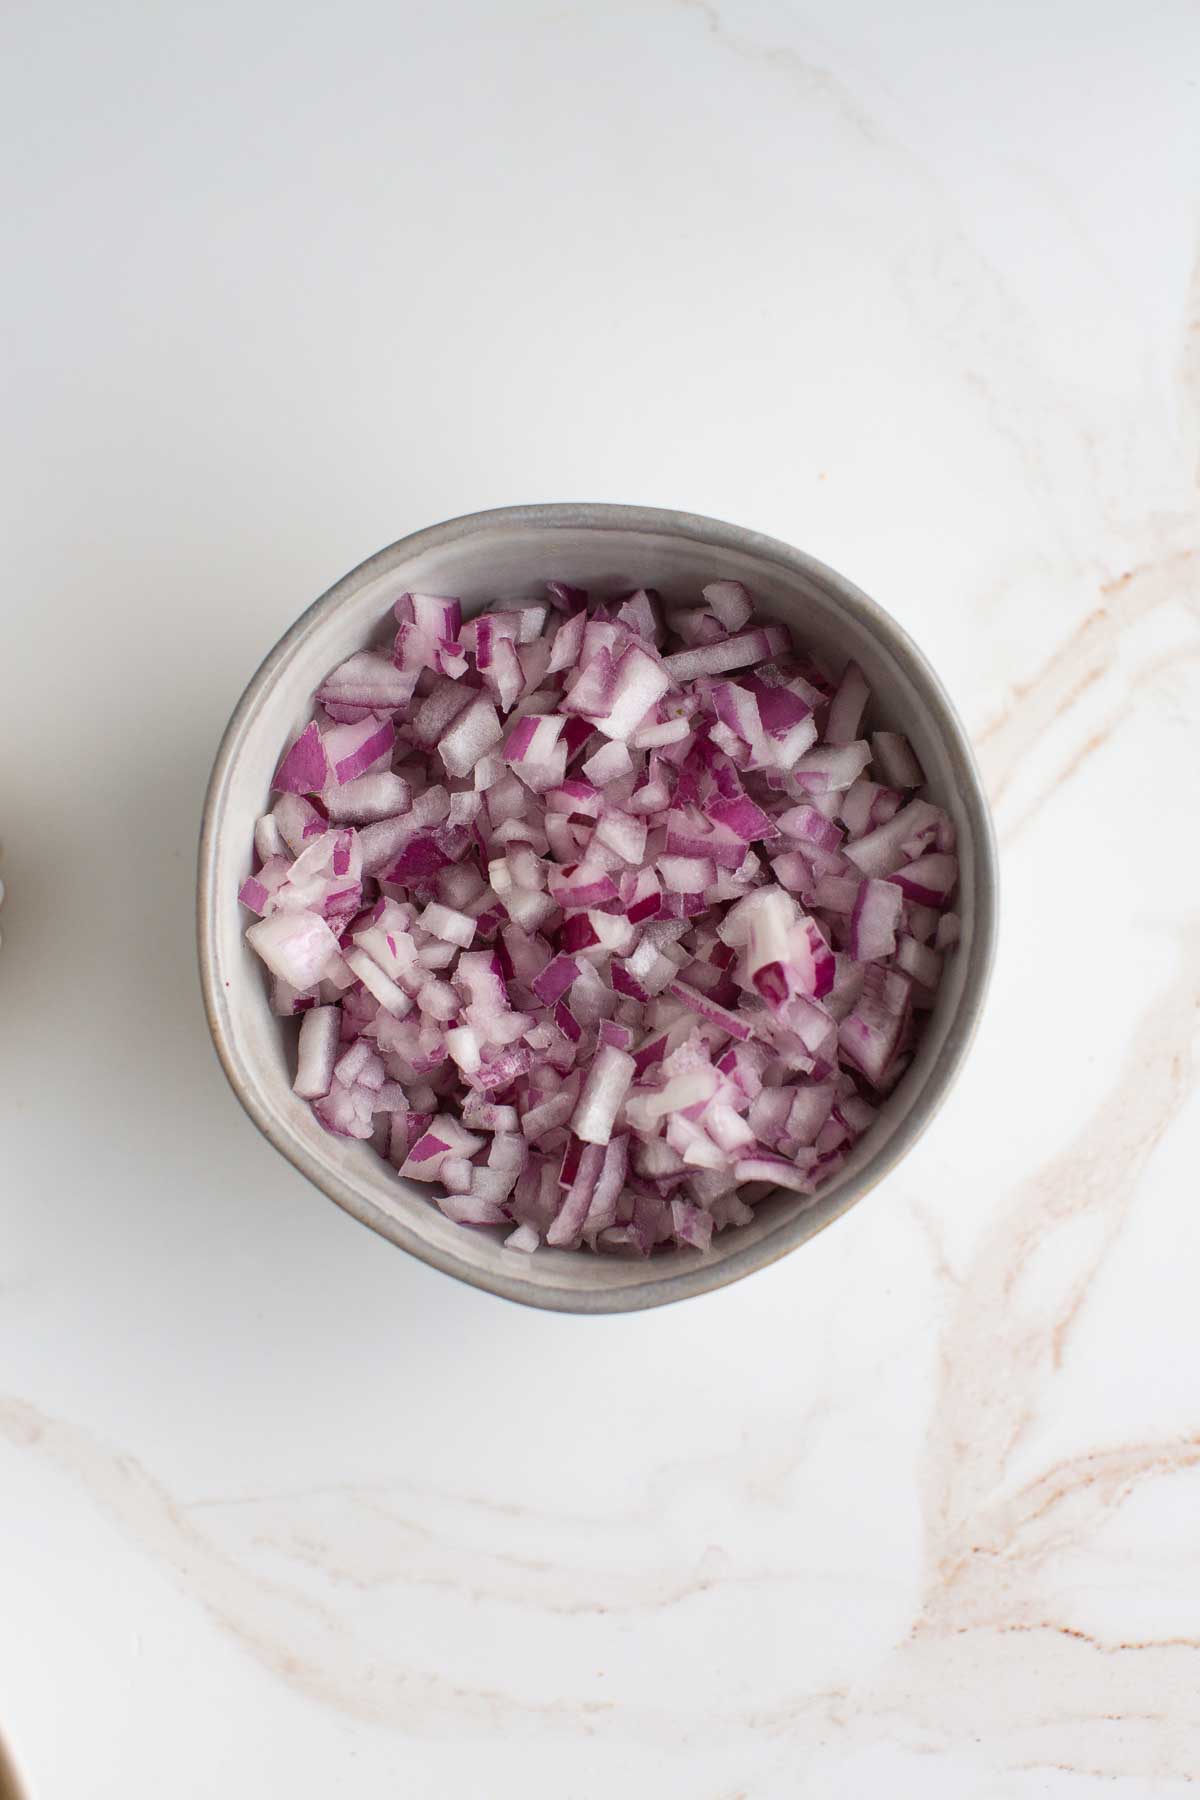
[4,1,1199,1793]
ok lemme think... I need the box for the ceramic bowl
[198,503,997,1312]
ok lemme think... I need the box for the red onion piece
[849,877,904,963]
[886,853,958,907]
[825,661,870,745]
[935,911,961,951]
[662,626,789,681]
[870,731,924,790]
[317,653,418,713]
[293,1005,340,1099]
[272,721,329,794]
[323,771,411,824]
[246,911,341,990]
[324,715,395,785]
[701,580,753,632]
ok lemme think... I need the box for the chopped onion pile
[239,581,958,1255]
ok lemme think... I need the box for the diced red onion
[840,778,901,838]
[439,695,503,778]
[886,853,958,907]
[572,1043,636,1146]
[530,954,581,1005]
[293,1005,340,1099]
[273,720,329,794]
[246,910,341,990]
[733,1154,816,1193]
[790,740,872,793]
[701,580,753,632]
[848,877,904,963]
[325,715,395,786]
[776,804,844,854]
[344,947,413,1016]
[666,979,754,1042]
[505,1221,540,1253]
[870,731,923,790]
[242,576,959,1254]
[895,935,942,995]
[838,965,912,1087]
[546,1141,605,1246]
[935,911,961,951]
[594,645,671,741]
[662,625,789,682]
[843,798,941,877]
[317,652,418,714]
[824,661,870,745]
[323,770,411,824]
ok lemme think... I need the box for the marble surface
[3,0,1199,1793]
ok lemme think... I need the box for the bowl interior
[201,507,995,1311]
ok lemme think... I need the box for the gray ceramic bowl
[198,503,997,1313]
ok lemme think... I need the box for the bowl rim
[198,501,998,1314]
